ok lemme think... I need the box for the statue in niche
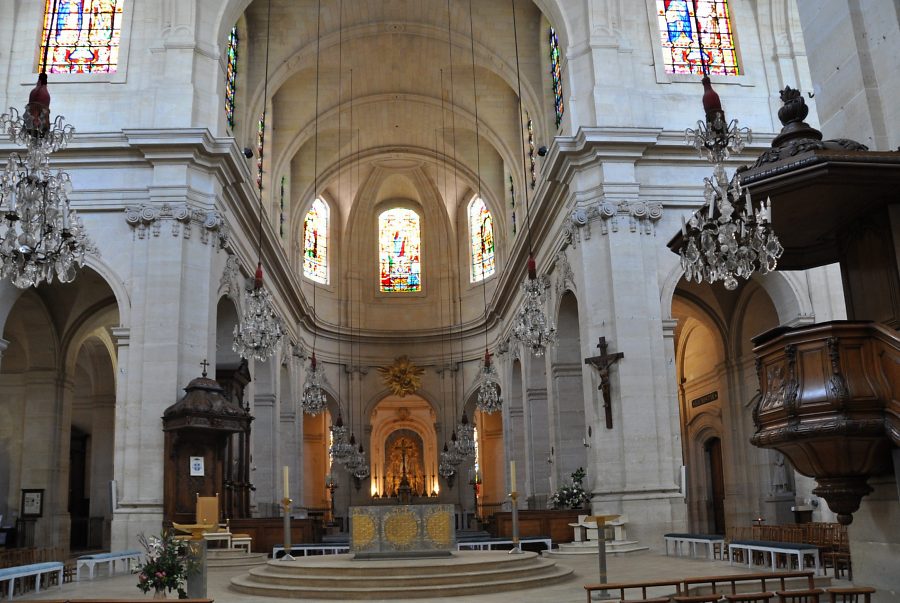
[771,452,792,494]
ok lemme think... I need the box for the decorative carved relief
[220,256,242,297]
[826,337,850,409]
[125,203,229,248]
[562,201,663,246]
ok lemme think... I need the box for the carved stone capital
[563,201,663,245]
[125,203,230,249]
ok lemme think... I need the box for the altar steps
[544,540,649,557]
[229,551,574,599]
[206,549,268,569]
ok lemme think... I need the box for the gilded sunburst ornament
[378,356,424,397]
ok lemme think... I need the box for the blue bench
[75,550,142,580]
[272,543,349,558]
[0,561,64,599]
[729,539,821,575]
[456,536,552,551]
[664,533,725,559]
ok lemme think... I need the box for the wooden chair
[776,589,823,603]
[723,594,774,602]
[195,493,219,525]
[673,595,723,603]
[826,587,876,603]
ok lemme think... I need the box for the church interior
[0,0,897,601]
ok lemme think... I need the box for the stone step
[256,552,540,577]
[207,551,268,569]
[245,557,557,588]
[229,551,575,599]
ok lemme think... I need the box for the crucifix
[584,337,624,429]
[200,358,210,377]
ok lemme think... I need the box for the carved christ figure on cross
[584,337,624,429]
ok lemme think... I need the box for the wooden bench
[584,578,682,602]
[0,561,64,599]
[456,536,553,551]
[75,551,142,581]
[13,599,215,602]
[729,541,821,575]
[682,570,816,597]
[664,533,726,560]
[272,543,349,558]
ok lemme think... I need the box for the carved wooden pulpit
[162,366,253,525]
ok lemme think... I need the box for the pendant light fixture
[0,30,95,288]
[466,0,502,415]
[301,0,328,413]
[509,0,556,357]
[437,0,459,484]
[233,0,286,362]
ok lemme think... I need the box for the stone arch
[369,394,439,498]
[552,291,587,485]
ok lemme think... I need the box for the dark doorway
[69,428,90,550]
[705,437,726,535]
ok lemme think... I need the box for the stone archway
[369,395,439,498]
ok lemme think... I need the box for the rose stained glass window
[39,0,125,74]
[303,198,329,283]
[657,0,740,75]
[379,208,421,293]
[469,198,495,282]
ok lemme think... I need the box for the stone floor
[19,551,850,603]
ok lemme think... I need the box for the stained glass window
[279,176,286,239]
[379,208,421,293]
[303,197,329,283]
[39,0,125,74]
[527,115,536,189]
[509,174,517,237]
[469,198,496,282]
[256,113,265,193]
[549,27,564,128]
[657,0,739,76]
[225,26,238,129]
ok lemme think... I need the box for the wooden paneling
[490,510,582,543]
[228,518,323,554]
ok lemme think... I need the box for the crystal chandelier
[439,442,456,481]
[329,414,354,466]
[512,255,557,356]
[300,353,328,415]
[476,350,502,414]
[233,263,285,361]
[348,443,370,480]
[454,412,476,460]
[678,77,783,291]
[0,75,95,289]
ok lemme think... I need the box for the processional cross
[584,337,624,429]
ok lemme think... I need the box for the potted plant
[134,530,195,599]
[549,467,590,510]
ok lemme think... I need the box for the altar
[350,504,455,559]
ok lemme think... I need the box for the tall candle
[283,465,289,498]
[510,460,516,493]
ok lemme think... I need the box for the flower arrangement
[135,530,194,598]
[549,467,590,510]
